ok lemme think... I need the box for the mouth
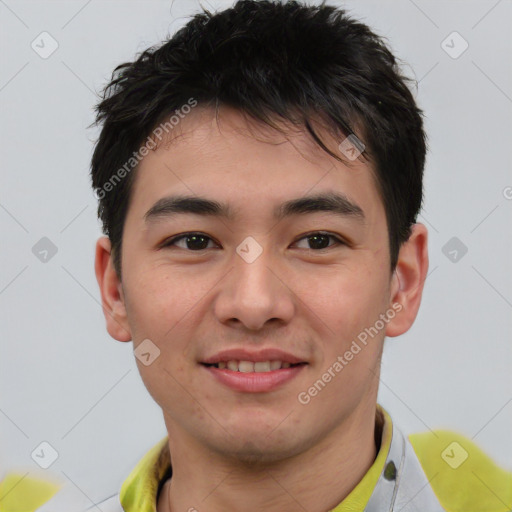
[201,360,307,372]
[200,358,308,393]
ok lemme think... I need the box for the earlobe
[94,236,132,342]
[385,223,429,338]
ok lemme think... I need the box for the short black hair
[90,0,427,280]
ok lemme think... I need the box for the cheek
[124,266,207,340]
[138,361,201,420]
[303,265,386,341]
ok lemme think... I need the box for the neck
[158,401,382,512]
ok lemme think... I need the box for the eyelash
[160,231,347,251]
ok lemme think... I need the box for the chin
[216,437,304,467]
[201,421,310,467]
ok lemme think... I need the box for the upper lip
[201,348,307,365]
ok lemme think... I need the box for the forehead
[152,105,366,170]
[127,105,383,225]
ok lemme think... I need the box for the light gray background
[1,0,511,508]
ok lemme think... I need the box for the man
[7,0,510,510]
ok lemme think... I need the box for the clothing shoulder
[408,429,512,512]
[0,471,123,512]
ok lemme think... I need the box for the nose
[212,243,296,332]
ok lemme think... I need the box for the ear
[94,236,132,342]
[385,223,429,337]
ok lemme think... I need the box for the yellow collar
[330,404,392,511]
[119,404,392,512]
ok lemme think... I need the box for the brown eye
[294,232,345,250]
[160,231,345,252]
[162,233,216,251]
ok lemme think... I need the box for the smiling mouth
[201,360,307,372]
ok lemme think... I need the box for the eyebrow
[144,192,366,224]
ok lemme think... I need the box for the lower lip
[201,364,307,393]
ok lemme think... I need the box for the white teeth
[238,360,254,373]
[227,360,238,371]
[214,360,295,372]
[254,361,271,372]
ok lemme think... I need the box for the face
[97,105,423,464]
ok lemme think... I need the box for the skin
[95,105,428,512]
